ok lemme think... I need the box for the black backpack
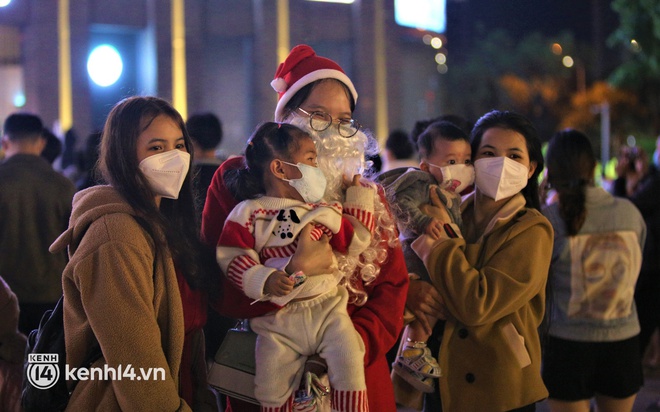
[21,295,102,412]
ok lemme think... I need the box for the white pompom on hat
[271,44,358,122]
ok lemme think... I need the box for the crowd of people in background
[1,44,659,412]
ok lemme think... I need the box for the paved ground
[398,366,660,411]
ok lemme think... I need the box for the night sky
[445,0,619,53]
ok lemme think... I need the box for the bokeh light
[437,64,448,74]
[551,43,562,55]
[422,34,433,45]
[0,0,12,8]
[562,55,574,68]
[87,44,123,87]
[13,92,25,108]
[435,53,446,65]
[631,39,641,53]
[430,37,443,49]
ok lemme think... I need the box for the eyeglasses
[296,107,361,138]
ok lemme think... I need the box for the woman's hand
[406,279,446,336]
[286,224,336,276]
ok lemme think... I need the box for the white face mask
[139,150,190,199]
[474,157,529,201]
[280,161,327,203]
[428,163,475,193]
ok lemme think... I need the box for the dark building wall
[0,0,444,153]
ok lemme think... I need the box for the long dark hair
[470,110,544,210]
[224,122,310,201]
[546,129,596,236]
[279,78,356,121]
[98,96,208,289]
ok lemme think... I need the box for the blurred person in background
[75,131,103,191]
[40,127,63,165]
[0,113,75,334]
[612,138,660,411]
[186,112,233,372]
[612,142,660,360]
[186,112,225,221]
[380,128,417,172]
[543,129,645,412]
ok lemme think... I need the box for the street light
[553,43,586,95]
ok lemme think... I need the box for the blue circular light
[87,44,123,87]
[13,92,25,107]
[0,0,12,8]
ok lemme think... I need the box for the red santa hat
[271,44,358,121]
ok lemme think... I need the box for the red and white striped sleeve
[216,204,277,301]
[340,184,376,256]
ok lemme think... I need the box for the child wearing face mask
[217,122,375,412]
[377,120,474,393]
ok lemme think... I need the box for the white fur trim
[274,69,358,122]
[270,77,288,93]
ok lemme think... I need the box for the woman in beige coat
[51,96,215,411]
[400,110,553,411]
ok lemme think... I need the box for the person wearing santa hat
[202,45,409,412]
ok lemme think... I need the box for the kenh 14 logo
[26,353,60,389]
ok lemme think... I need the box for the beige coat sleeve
[0,277,26,364]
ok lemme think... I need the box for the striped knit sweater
[216,185,375,306]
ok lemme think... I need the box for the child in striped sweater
[216,122,375,412]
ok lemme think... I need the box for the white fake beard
[285,115,398,306]
[287,116,379,203]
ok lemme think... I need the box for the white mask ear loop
[278,160,327,203]
[279,160,306,183]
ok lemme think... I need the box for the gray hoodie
[376,167,462,281]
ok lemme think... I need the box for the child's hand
[419,185,452,224]
[264,271,294,297]
[424,218,444,240]
[343,174,362,188]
